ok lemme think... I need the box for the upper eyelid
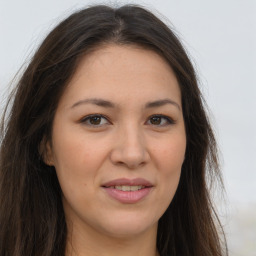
[79,113,175,126]
[147,114,174,120]
[80,114,111,124]
[146,114,175,124]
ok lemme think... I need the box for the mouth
[102,177,153,187]
[104,185,147,191]
[101,178,153,203]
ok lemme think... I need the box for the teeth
[111,185,145,191]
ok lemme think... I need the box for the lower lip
[102,187,152,204]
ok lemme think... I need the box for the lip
[102,178,153,187]
[101,178,153,204]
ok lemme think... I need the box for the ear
[39,136,55,166]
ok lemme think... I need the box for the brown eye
[147,115,174,126]
[150,116,162,125]
[89,116,102,125]
[81,115,109,127]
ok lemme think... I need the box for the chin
[96,212,159,239]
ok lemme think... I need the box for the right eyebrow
[70,98,115,109]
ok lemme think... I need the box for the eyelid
[146,114,176,126]
[80,114,111,127]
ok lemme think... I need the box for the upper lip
[102,178,153,187]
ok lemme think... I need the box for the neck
[65,220,159,256]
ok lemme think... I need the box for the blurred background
[0,0,255,255]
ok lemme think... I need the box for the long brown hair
[0,4,227,256]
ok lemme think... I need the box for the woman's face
[46,45,186,238]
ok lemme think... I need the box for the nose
[110,125,150,169]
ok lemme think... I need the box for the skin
[45,44,186,256]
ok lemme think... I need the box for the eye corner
[146,114,176,127]
[79,114,111,127]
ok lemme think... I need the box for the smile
[102,178,153,203]
[106,185,146,191]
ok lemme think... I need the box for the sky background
[0,0,255,255]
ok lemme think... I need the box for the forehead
[59,44,181,109]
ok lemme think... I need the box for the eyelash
[80,114,175,128]
[80,114,110,127]
[147,114,175,126]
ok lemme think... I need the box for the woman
[0,4,227,256]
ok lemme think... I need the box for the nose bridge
[110,121,149,168]
[123,122,144,151]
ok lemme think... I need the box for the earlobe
[39,137,55,166]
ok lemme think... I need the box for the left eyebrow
[145,99,181,111]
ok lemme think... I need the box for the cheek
[51,135,106,216]
[50,127,113,202]
[50,134,93,191]
[153,133,186,172]
[153,134,186,203]
[52,128,108,172]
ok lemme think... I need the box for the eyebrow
[71,98,115,108]
[145,99,180,110]
[71,98,181,110]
